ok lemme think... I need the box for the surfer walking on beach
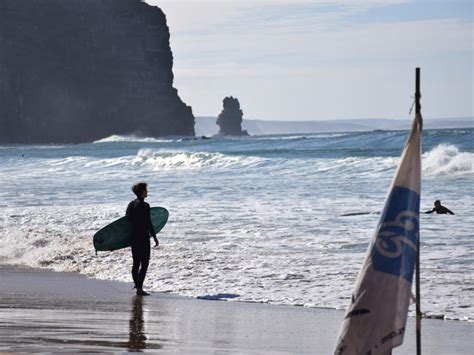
[126,182,159,296]
[425,200,455,215]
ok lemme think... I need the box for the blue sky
[146,0,473,121]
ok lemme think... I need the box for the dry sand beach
[0,266,472,353]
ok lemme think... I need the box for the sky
[145,0,473,121]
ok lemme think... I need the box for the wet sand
[0,266,472,353]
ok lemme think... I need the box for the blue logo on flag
[371,186,420,283]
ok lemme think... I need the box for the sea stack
[216,97,249,136]
[0,0,195,143]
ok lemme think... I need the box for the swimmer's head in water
[434,200,441,207]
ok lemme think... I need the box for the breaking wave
[93,135,175,143]
[130,149,267,170]
[423,144,474,176]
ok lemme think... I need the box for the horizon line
[195,116,474,122]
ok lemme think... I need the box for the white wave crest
[254,133,349,140]
[131,149,266,170]
[93,135,174,143]
[423,144,473,176]
[24,150,267,172]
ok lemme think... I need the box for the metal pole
[415,68,421,115]
[415,67,422,355]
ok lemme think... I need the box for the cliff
[216,97,248,136]
[0,0,195,143]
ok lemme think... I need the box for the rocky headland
[0,0,195,143]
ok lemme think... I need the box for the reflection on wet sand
[127,296,146,352]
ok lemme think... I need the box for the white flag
[335,114,422,355]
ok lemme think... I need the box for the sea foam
[423,144,473,176]
[93,135,175,143]
[130,149,267,170]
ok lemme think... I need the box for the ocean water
[0,128,473,321]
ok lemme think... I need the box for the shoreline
[3,262,469,323]
[1,265,472,353]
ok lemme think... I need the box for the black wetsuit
[425,206,455,215]
[126,198,156,289]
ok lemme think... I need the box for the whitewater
[0,128,472,321]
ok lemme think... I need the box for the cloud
[153,0,471,64]
[171,18,472,67]
[149,1,412,33]
[147,0,409,4]
[143,0,473,120]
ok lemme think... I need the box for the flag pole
[415,67,422,355]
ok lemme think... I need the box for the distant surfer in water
[425,200,455,215]
[126,182,159,296]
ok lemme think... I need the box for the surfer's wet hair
[132,182,148,197]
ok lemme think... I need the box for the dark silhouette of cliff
[216,97,248,136]
[0,0,195,143]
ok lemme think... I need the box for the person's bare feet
[136,288,150,296]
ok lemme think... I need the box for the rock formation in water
[216,97,249,136]
[0,0,195,143]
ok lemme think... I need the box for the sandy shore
[0,266,472,353]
